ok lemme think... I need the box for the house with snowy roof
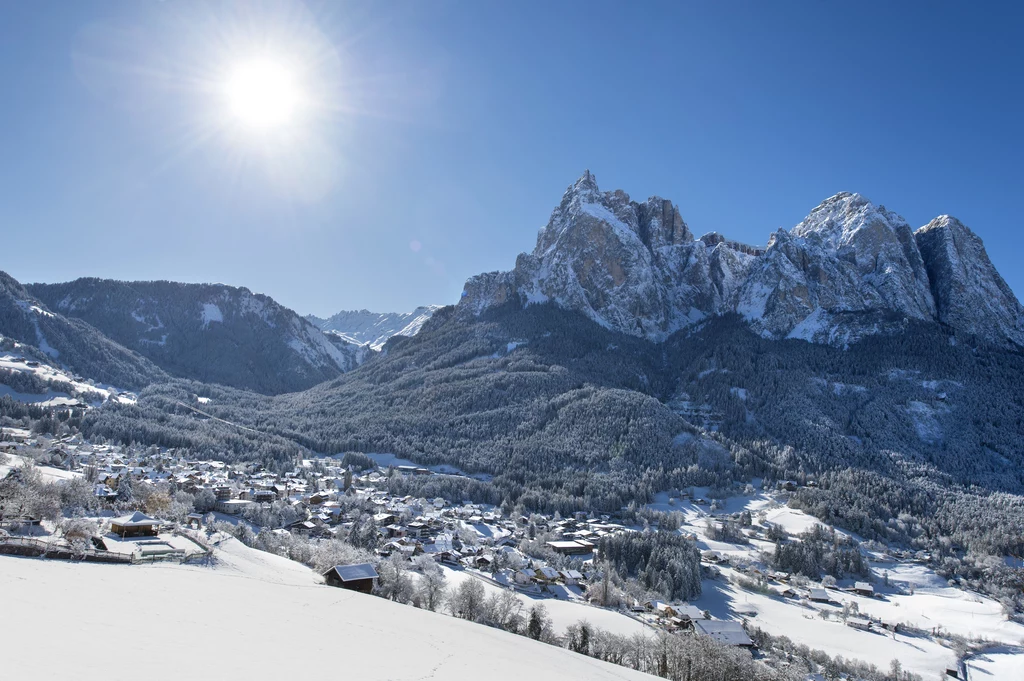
[692,619,754,647]
[110,511,160,538]
[323,563,379,594]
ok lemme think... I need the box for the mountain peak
[560,169,603,206]
[792,192,906,248]
[915,215,1024,347]
[459,178,1021,348]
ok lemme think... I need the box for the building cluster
[3,429,764,649]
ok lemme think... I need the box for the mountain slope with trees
[28,278,362,394]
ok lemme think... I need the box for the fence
[0,525,214,566]
[0,536,132,563]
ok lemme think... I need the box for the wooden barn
[323,563,379,594]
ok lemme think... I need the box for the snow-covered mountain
[460,172,1023,348]
[916,215,1024,346]
[307,305,442,350]
[27,279,363,394]
[0,271,165,390]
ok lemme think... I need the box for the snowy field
[440,564,649,639]
[0,540,652,681]
[645,487,1024,678]
[0,454,81,483]
[966,646,1024,679]
[0,353,135,405]
[694,570,956,677]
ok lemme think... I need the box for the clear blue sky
[1,1,1022,316]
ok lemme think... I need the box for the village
[1,425,1022,680]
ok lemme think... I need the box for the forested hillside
[0,271,165,390]
[29,278,361,394]
[75,301,1024,577]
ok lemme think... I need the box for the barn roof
[325,563,379,582]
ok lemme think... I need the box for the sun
[223,58,303,131]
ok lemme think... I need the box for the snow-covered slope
[307,305,442,351]
[0,271,165,390]
[459,173,1023,348]
[28,279,362,394]
[0,541,652,681]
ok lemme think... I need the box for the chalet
[559,569,583,586]
[545,539,594,555]
[853,582,875,597]
[807,588,831,603]
[535,566,560,583]
[675,604,706,622]
[701,550,725,564]
[846,617,872,632]
[110,511,160,538]
[287,520,319,536]
[514,569,535,586]
[323,563,379,594]
[692,619,754,647]
[93,484,118,501]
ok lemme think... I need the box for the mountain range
[306,306,442,351]
[461,172,1023,349]
[2,172,1023,578]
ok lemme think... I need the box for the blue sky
[1,1,1022,316]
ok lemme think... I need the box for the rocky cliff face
[462,171,757,339]
[916,216,1024,346]
[460,173,1023,348]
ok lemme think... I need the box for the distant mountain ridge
[460,172,1023,348]
[306,305,442,350]
[0,271,165,390]
[27,278,363,394]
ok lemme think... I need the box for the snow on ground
[761,507,831,536]
[0,542,651,681]
[856,562,1024,647]
[966,646,1024,679]
[0,353,135,404]
[200,302,223,327]
[695,571,956,678]
[100,532,205,557]
[642,487,1024,676]
[440,565,648,639]
[360,451,492,480]
[645,488,775,518]
[0,454,81,483]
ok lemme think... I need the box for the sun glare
[223,58,302,131]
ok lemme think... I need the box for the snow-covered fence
[0,536,132,563]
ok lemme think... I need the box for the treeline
[598,531,702,602]
[769,524,869,579]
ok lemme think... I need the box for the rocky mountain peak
[915,215,1024,347]
[460,175,1021,348]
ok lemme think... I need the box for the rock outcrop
[460,173,1022,348]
